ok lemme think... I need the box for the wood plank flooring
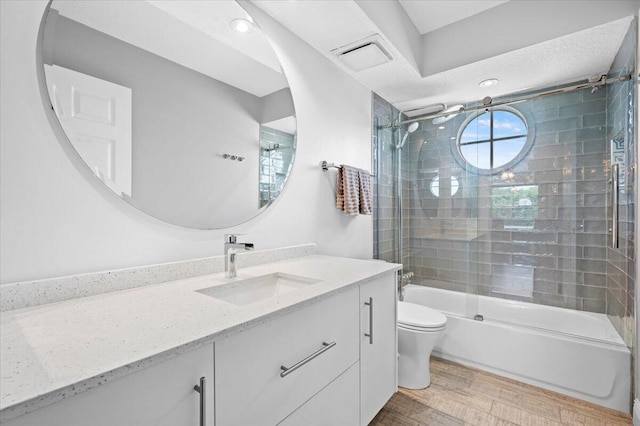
[370,357,632,426]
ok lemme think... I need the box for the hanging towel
[336,165,361,215]
[358,168,372,215]
[336,165,373,215]
[336,165,345,209]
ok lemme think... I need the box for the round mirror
[39,0,296,229]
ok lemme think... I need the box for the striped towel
[336,165,361,215]
[358,168,372,215]
[336,165,373,215]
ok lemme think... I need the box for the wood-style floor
[370,357,632,426]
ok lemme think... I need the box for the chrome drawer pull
[364,297,373,344]
[194,377,206,426]
[280,341,337,378]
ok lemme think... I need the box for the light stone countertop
[0,255,401,422]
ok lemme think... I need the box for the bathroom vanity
[0,255,400,425]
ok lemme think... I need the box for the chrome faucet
[224,234,254,278]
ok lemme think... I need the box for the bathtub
[403,284,631,413]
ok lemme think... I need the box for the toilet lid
[398,302,447,329]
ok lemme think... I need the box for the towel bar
[321,161,375,177]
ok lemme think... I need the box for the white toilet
[397,301,447,389]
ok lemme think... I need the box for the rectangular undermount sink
[196,273,321,306]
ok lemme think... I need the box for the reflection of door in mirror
[45,65,132,196]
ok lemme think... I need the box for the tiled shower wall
[372,22,636,326]
[373,94,400,263]
[403,85,613,313]
[606,21,636,348]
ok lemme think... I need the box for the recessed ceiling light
[438,126,445,130]
[479,78,498,88]
[230,18,254,33]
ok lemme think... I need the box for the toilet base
[398,352,432,389]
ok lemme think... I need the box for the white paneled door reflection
[45,65,132,196]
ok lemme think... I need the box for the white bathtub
[403,284,631,413]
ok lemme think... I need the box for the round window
[456,107,532,173]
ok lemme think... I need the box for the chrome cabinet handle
[612,164,619,249]
[194,377,206,426]
[365,297,374,344]
[280,341,337,378]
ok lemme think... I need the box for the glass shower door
[402,107,481,319]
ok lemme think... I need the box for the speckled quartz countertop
[0,255,400,422]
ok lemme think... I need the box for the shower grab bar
[321,161,376,177]
[611,163,619,249]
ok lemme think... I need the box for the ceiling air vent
[331,34,393,72]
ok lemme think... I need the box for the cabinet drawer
[215,286,360,426]
[278,362,360,426]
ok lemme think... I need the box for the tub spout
[398,271,413,301]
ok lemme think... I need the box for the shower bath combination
[373,54,636,412]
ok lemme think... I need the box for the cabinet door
[360,273,397,425]
[278,362,360,426]
[5,343,214,426]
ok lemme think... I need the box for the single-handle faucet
[224,234,254,278]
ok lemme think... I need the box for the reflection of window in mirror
[491,185,538,230]
[429,176,459,197]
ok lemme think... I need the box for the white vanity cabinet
[360,273,398,425]
[3,342,214,426]
[215,286,361,426]
[215,271,398,426]
[2,267,398,426]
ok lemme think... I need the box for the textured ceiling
[383,17,633,112]
[254,0,636,111]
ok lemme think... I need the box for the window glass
[492,110,527,139]
[460,111,490,143]
[457,108,530,172]
[460,141,490,170]
[493,137,527,168]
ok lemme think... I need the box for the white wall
[0,0,373,284]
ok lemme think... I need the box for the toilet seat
[398,302,447,331]
[399,322,446,332]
